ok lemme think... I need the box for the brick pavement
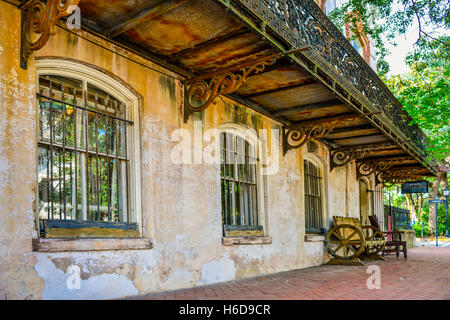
[131,247,450,300]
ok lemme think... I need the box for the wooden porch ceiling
[48,0,433,178]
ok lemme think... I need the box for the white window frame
[219,123,267,234]
[35,59,142,236]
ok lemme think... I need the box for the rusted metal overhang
[17,0,438,185]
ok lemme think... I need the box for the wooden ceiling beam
[291,113,357,126]
[108,0,190,38]
[273,99,344,117]
[390,164,429,170]
[169,29,251,60]
[358,154,413,162]
[331,133,386,141]
[244,80,317,98]
[330,124,374,134]
[333,141,397,151]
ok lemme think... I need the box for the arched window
[303,157,325,233]
[220,131,258,226]
[35,59,141,238]
[219,125,265,236]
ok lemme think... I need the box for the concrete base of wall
[402,230,416,248]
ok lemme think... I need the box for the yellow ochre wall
[0,2,368,299]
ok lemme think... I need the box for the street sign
[401,181,428,194]
[429,199,445,204]
[438,165,450,172]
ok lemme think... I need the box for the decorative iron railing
[384,205,411,230]
[267,1,427,148]
[228,0,434,170]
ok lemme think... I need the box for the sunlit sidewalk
[128,247,450,300]
[416,237,450,247]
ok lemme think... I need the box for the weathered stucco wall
[0,2,364,300]
[0,2,44,300]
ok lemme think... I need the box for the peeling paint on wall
[199,257,236,285]
[34,255,139,300]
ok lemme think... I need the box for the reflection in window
[37,75,131,223]
[304,159,324,232]
[220,132,258,227]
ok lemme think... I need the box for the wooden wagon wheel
[361,226,385,255]
[325,224,365,260]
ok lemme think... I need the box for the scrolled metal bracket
[330,142,398,171]
[356,160,396,179]
[375,168,425,186]
[20,0,80,69]
[330,146,374,171]
[183,46,311,122]
[282,115,356,155]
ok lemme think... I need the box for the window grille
[37,75,132,225]
[304,159,323,232]
[220,132,258,227]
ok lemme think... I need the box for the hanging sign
[401,181,428,194]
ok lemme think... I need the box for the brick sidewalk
[130,247,450,300]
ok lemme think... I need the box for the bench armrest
[383,230,404,241]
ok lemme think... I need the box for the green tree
[385,37,449,233]
[328,0,450,74]
[384,37,450,162]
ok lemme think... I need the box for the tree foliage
[384,37,450,162]
[328,0,450,74]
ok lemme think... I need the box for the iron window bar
[37,75,133,230]
[220,132,259,228]
[304,160,323,232]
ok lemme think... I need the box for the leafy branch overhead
[384,36,449,162]
[328,0,450,75]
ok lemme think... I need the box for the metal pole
[436,200,439,247]
[445,194,449,237]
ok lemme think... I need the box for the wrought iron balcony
[240,0,433,166]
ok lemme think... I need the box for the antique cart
[325,216,385,265]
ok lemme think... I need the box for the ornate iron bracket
[356,160,396,179]
[20,0,80,69]
[375,168,425,186]
[183,46,311,122]
[282,115,356,155]
[329,143,396,171]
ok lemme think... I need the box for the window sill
[304,234,325,242]
[32,237,153,252]
[222,236,272,246]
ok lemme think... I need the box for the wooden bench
[325,216,385,265]
[369,215,407,260]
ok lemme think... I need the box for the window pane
[38,75,130,224]
[304,159,323,231]
[220,132,259,228]
[38,76,83,148]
